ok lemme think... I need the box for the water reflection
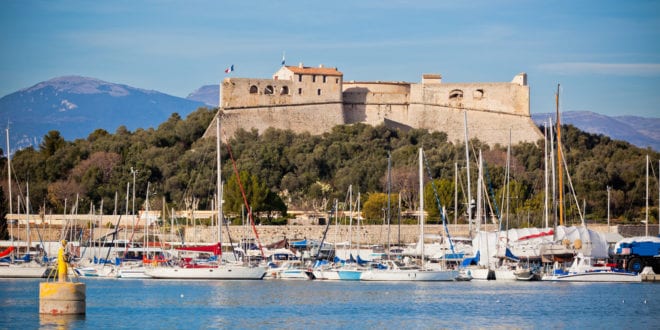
[39,314,85,330]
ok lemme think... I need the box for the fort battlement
[205,64,542,146]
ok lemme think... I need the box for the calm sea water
[1,278,658,329]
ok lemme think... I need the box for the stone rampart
[206,69,543,146]
[14,224,631,246]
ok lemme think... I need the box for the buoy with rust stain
[39,240,86,315]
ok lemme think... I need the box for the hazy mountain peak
[532,110,659,151]
[1,76,205,150]
[186,84,219,107]
[20,75,157,97]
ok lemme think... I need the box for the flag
[281,52,286,66]
[224,64,234,73]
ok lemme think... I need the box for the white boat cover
[472,226,609,266]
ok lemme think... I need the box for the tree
[362,192,398,223]
[424,178,454,224]
[40,130,67,158]
[224,171,270,218]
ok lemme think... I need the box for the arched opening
[264,85,274,95]
[249,85,258,94]
[449,89,463,100]
[317,89,321,96]
[473,89,484,99]
[280,86,289,95]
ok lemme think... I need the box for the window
[449,89,463,100]
[323,75,327,83]
[281,86,289,95]
[312,75,316,83]
[317,89,321,96]
[298,88,302,95]
[473,89,484,100]
[264,85,274,95]
[249,85,258,94]
[335,78,339,84]
[298,75,302,82]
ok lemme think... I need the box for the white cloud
[538,62,660,76]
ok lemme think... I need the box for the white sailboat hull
[466,267,492,280]
[494,269,517,281]
[146,265,267,280]
[0,263,48,278]
[75,265,117,278]
[542,271,642,282]
[360,269,458,281]
[312,269,340,280]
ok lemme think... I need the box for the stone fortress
[205,63,543,145]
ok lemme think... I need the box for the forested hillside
[1,107,658,239]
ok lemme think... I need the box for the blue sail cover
[505,248,520,262]
[356,255,370,266]
[461,251,480,267]
[314,259,329,268]
[290,239,308,248]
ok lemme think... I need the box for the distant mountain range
[0,76,206,151]
[532,111,660,151]
[1,76,657,153]
[186,84,219,107]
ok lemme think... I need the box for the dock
[642,274,660,282]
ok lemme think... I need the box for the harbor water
[2,279,659,329]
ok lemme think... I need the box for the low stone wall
[11,223,628,245]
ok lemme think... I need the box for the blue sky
[1,0,659,117]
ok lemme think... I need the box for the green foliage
[424,178,454,224]
[1,112,658,229]
[362,192,398,223]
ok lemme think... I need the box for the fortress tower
[206,64,543,146]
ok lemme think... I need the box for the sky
[1,0,659,117]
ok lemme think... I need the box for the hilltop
[0,76,205,150]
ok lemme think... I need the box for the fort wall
[217,103,345,139]
[205,65,543,146]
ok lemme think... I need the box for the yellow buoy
[39,240,86,315]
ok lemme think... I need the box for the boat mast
[549,117,557,235]
[464,112,473,236]
[645,155,649,237]
[454,162,458,232]
[398,192,402,246]
[556,84,565,226]
[348,184,353,256]
[357,190,361,253]
[544,123,549,229]
[6,128,13,254]
[419,148,425,266]
[6,128,12,216]
[505,130,511,240]
[145,182,150,257]
[387,152,391,254]
[26,182,31,256]
[476,150,482,234]
[216,117,223,246]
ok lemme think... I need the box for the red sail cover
[517,230,554,241]
[176,243,222,256]
[0,246,15,258]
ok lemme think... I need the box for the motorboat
[542,253,641,282]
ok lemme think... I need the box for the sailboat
[360,148,458,281]
[145,116,267,280]
[0,144,49,279]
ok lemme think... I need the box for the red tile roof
[286,66,343,76]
